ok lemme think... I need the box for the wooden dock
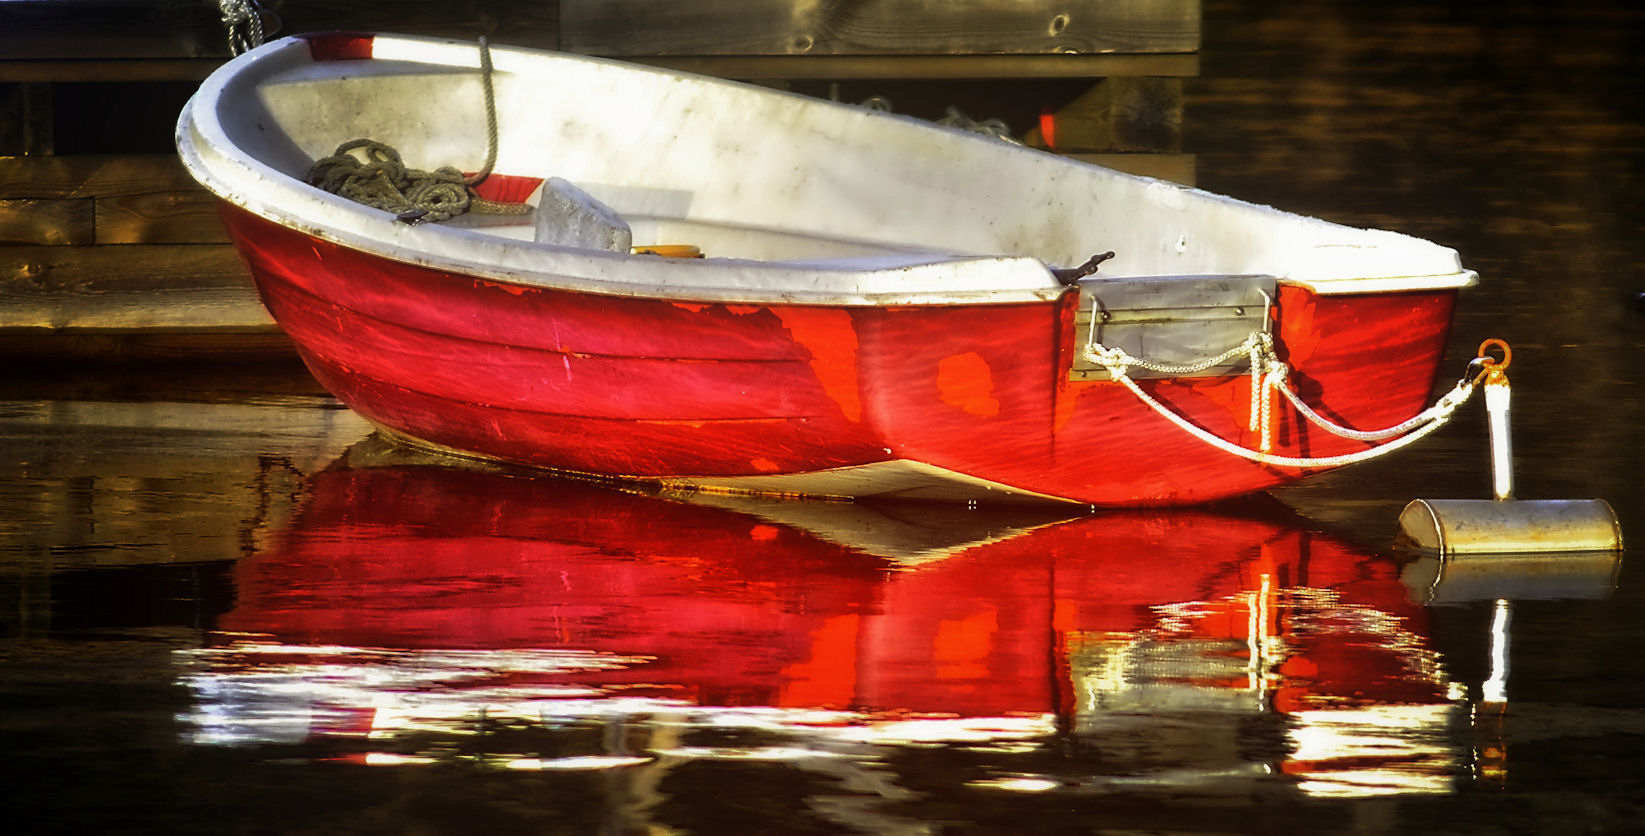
[1,0,1199,360]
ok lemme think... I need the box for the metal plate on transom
[1070,274,1277,381]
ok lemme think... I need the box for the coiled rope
[304,38,527,223]
[1084,329,1482,470]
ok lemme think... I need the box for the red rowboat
[177,33,1477,505]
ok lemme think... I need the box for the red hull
[223,204,1457,505]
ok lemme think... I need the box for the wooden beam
[563,0,1199,57]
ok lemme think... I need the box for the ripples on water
[6,408,1634,832]
[5,1,1645,833]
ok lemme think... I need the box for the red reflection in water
[215,458,1448,722]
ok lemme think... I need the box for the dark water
[5,2,1645,833]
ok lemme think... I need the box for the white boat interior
[178,34,1475,305]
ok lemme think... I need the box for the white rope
[1107,372,1475,469]
[1083,333,1478,469]
[1269,371,1467,441]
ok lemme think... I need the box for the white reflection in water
[1288,704,1464,796]
[502,755,654,771]
[178,645,649,746]
[176,577,1470,800]
[1483,598,1511,704]
[177,640,1053,763]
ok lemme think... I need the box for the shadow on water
[5,1,1645,832]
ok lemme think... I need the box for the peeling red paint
[774,308,862,423]
[936,352,1000,418]
[475,279,531,296]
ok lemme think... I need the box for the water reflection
[1397,548,1622,788]
[176,441,1485,807]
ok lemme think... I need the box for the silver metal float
[1397,340,1623,555]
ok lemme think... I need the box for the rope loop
[1088,345,1133,379]
[1082,329,1481,469]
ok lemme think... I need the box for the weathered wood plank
[97,192,230,244]
[0,284,273,331]
[564,0,1200,56]
[0,155,229,243]
[0,243,267,330]
[0,198,95,246]
[1,243,248,293]
[0,285,273,331]
[0,155,199,199]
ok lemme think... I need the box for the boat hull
[223,205,1458,505]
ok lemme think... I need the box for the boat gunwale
[178,33,1477,307]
